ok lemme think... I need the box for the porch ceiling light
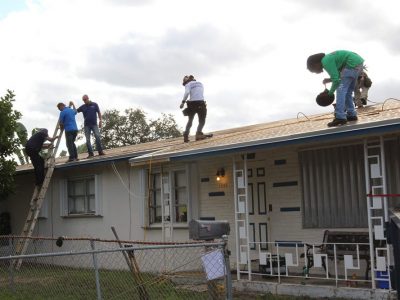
[216,168,225,181]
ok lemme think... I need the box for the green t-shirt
[322,50,364,95]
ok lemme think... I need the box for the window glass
[67,176,96,215]
[149,169,188,225]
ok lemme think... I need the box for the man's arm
[42,134,60,149]
[76,104,83,113]
[46,135,59,142]
[180,85,190,108]
[58,113,65,130]
[94,103,102,128]
[322,59,340,96]
[98,111,102,128]
[69,101,77,113]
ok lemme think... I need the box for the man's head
[182,75,195,86]
[57,102,66,111]
[82,94,90,104]
[307,53,325,74]
[32,128,47,135]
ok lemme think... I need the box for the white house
[3,101,400,297]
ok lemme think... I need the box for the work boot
[195,132,207,141]
[327,118,347,127]
[183,134,189,143]
[347,115,358,122]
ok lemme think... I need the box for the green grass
[0,265,352,300]
[0,264,212,300]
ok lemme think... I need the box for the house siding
[4,145,370,261]
[192,146,368,262]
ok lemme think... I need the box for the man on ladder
[15,125,62,268]
[24,128,59,187]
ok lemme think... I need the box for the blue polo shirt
[59,107,78,132]
[77,102,100,126]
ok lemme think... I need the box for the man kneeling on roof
[307,50,365,127]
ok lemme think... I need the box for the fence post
[222,235,233,300]
[90,240,102,300]
[8,237,15,293]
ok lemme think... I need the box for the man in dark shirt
[25,128,58,186]
[72,94,105,158]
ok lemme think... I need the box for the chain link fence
[0,235,232,300]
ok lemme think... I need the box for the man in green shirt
[307,50,364,127]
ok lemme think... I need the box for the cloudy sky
[1,0,400,148]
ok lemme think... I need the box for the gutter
[15,149,160,174]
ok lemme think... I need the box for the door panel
[247,163,269,258]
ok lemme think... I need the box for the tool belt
[182,101,206,116]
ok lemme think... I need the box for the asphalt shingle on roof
[130,100,400,163]
[17,100,400,172]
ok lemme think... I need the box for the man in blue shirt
[73,94,105,158]
[57,102,79,162]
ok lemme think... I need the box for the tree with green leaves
[0,90,22,201]
[95,108,181,150]
[15,122,28,164]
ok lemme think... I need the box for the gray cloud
[102,0,153,6]
[345,13,400,55]
[368,79,400,103]
[79,25,268,88]
[287,0,400,55]
[284,0,355,13]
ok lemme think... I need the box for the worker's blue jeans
[65,130,78,160]
[84,125,104,155]
[335,65,363,120]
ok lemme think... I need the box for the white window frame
[60,174,103,217]
[147,166,190,227]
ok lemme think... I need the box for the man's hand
[99,120,102,128]
[179,101,185,109]
[322,78,332,84]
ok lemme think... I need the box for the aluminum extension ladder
[161,168,173,242]
[13,123,64,269]
[364,137,391,289]
[232,154,251,280]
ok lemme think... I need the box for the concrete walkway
[233,280,397,299]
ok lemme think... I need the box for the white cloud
[80,25,263,88]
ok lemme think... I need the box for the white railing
[237,241,391,289]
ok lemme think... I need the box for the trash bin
[376,271,390,289]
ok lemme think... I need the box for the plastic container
[376,271,389,289]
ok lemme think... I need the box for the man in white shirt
[179,75,207,142]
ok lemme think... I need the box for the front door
[247,163,269,258]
